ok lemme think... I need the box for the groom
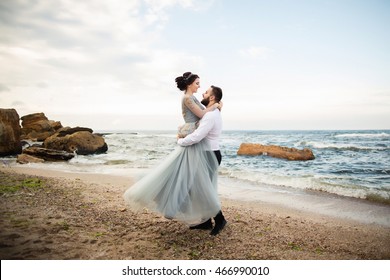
[177,85,227,236]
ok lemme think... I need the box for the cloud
[239,46,274,60]
[0,0,209,74]
[0,0,207,115]
[1,0,197,61]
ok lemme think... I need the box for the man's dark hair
[211,85,223,102]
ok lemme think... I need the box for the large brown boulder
[20,112,62,141]
[44,127,108,155]
[0,108,22,156]
[237,143,315,161]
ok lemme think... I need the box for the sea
[2,130,390,203]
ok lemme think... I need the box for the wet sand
[1,166,389,260]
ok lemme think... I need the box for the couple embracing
[124,72,227,236]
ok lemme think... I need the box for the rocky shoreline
[0,109,107,163]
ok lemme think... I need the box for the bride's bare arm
[184,97,219,118]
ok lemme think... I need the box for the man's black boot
[210,211,227,236]
[189,219,213,230]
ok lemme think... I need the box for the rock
[44,129,108,155]
[20,112,63,141]
[22,147,75,161]
[0,108,23,156]
[17,153,45,164]
[56,126,93,136]
[237,143,315,161]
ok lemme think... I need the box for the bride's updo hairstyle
[175,72,199,91]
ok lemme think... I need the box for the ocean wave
[70,156,106,165]
[303,141,388,151]
[219,170,390,201]
[329,168,390,176]
[104,160,132,165]
[334,132,390,138]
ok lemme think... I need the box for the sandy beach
[1,165,389,260]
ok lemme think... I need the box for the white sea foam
[335,132,390,138]
[303,141,387,151]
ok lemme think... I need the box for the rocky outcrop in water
[237,143,315,161]
[21,146,75,161]
[0,108,23,156]
[44,127,108,155]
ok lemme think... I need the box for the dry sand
[0,166,389,260]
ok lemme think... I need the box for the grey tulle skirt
[123,139,221,225]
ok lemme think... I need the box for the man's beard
[201,97,210,107]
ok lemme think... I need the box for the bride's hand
[217,101,223,111]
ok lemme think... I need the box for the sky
[1,0,389,131]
